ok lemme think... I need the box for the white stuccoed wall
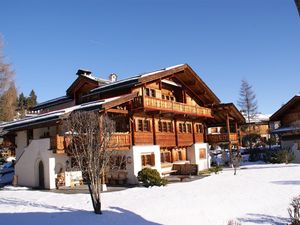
[187,143,210,171]
[126,145,161,184]
[282,140,300,163]
[15,131,69,189]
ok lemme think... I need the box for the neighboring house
[0,64,244,189]
[242,113,271,143]
[270,94,300,162]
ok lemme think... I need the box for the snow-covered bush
[288,195,300,225]
[137,168,167,187]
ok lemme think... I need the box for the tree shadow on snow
[270,180,300,185]
[237,213,289,225]
[0,206,161,225]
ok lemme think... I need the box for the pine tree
[17,92,26,118]
[27,89,37,109]
[238,79,258,123]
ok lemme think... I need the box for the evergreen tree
[17,92,26,118]
[27,89,37,109]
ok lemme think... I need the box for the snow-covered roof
[1,96,124,131]
[271,126,300,134]
[90,64,184,93]
[244,113,270,123]
[32,96,72,110]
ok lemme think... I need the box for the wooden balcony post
[226,113,232,161]
[235,121,240,154]
[152,116,156,145]
[174,119,178,146]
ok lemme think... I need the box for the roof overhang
[2,93,138,132]
[270,95,300,121]
[206,103,246,127]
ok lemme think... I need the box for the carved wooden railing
[109,133,131,148]
[207,133,238,143]
[133,96,212,117]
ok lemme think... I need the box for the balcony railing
[133,96,212,117]
[207,133,238,143]
[109,133,131,148]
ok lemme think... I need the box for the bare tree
[0,37,17,122]
[238,79,258,124]
[64,111,116,214]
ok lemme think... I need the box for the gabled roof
[66,71,109,96]
[1,93,137,132]
[270,95,300,121]
[88,64,220,105]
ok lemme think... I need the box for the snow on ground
[1,163,300,225]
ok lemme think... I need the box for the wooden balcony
[109,133,131,150]
[207,133,238,144]
[133,96,212,117]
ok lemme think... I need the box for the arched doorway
[38,161,45,189]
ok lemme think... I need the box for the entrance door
[38,161,45,189]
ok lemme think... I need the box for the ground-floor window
[141,153,155,167]
[160,150,172,163]
[199,148,206,159]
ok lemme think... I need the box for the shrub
[199,166,223,175]
[288,195,300,225]
[264,148,295,164]
[137,168,167,187]
[248,148,264,162]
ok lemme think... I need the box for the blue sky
[0,0,299,114]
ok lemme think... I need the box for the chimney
[109,73,118,82]
[76,69,92,76]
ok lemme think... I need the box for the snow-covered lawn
[1,163,300,225]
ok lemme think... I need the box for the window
[167,122,173,132]
[141,153,155,167]
[145,88,156,97]
[162,95,165,100]
[187,124,192,133]
[182,124,187,133]
[137,119,151,132]
[144,120,150,132]
[199,148,206,159]
[196,124,203,133]
[160,150,171,163]
[138,119,143,131]
[179,123,183,133]
[158,121,162,132]
[162,122,167,132]
[158,121,173,133]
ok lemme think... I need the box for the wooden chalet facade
[1,64,244,189]
[270,95,300,162]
